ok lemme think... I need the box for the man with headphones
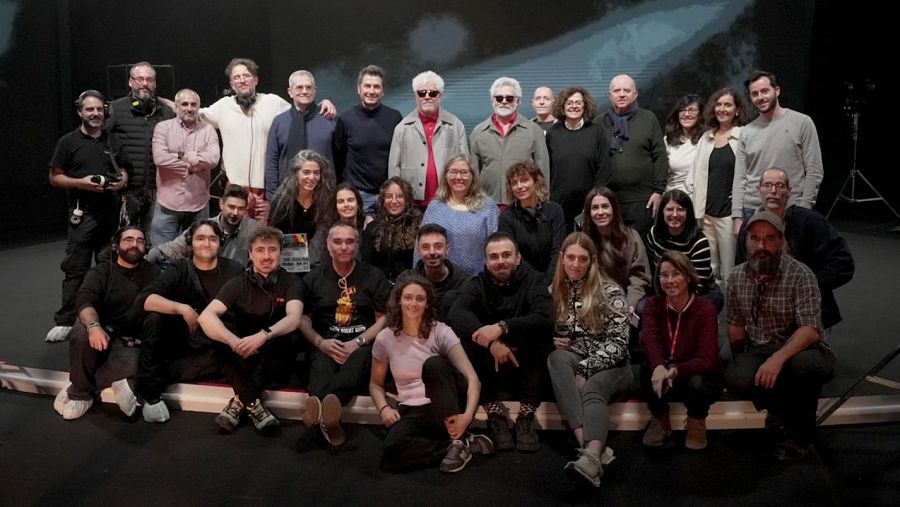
[107,62,175,227]
[201,58,336,226]
[131,220,243,422]
[46,90,130,343]
[198,227,304,434]
[53,226,160,420]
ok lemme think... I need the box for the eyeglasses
[447,169,471,177]
[231,73,254,83]
[679,107,700,116]
[760,182,787,190]
[130,76,156,84]
[494,95,517,103]
[565,100,584,107]
[416,90,440,98]
[120,237,146,246]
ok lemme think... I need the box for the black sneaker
[215,396,244,432]
[774,438,813,462]
[246,398,280,433]
[488,413,514,451]
[515,413,540,452]
[439,439,472,473]
[466,433,495,456]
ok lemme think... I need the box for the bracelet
[86,321,101,330]
[378,404,390,414]
[314,336,323,348]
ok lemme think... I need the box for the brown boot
[684,416,708,450]
[642,415,672,447]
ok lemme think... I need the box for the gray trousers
[67,321,140,400]
[548,349,632,443]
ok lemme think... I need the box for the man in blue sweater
[332,65,402,213]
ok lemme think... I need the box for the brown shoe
[684,417,708,450]
[642,415,672,447]
[302,395,321,429]
[320,394,345,446]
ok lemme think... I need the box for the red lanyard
[666,294,695,362]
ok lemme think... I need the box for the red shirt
[419,110,439,206]
[491,111,518,137]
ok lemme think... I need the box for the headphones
[246,264,279,290]
[184,219,226,252]
[75,89,110,116]
[234,93,257,112]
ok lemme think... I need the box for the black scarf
[608,102,639,155]
[284,105,317,168]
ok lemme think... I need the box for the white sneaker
[110,379,138,417]
[45,325,72,343]
[600,445,616,466]
[53,386,71,415]
[142,400,170,423]
[62,398,93,420]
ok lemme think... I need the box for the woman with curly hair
[547,232,632,487]
[361,176,423,282]
[546,86,611,230]
[663,94,704,192]
[268,149,336,272]
[370,276,493,473]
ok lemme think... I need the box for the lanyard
[665,294,695,363]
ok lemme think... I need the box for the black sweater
[332,103,402,193]
[546,121,611,224]
[498,201,566,285]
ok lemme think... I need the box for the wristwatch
[497,320,509,335]
[356,335,367,347]
[262,326,273,340]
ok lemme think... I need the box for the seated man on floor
[726,211,835,460]
[299,222,391,446]
[54,226,160,420]
[448,232,554,452]
[133,219,244,422]
[198,227,303,434]
[147,184,260,267]
[398,223,471,321]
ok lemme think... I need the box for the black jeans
[307,342,373,405]
[462,338,547,407]
[67,321,140,400]
[214,332,300,405]
[136,312,221,403]
[55,210,117,326]
[382,356,468,471]
[640,363,723,419]
[725,343,835,445]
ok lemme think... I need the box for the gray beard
[747,250,780,282]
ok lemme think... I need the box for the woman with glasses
[498,161,566,285]
[685,88,750,287]
[663,95,704,192]
[361,177,423,282]
[546,87,611,231]
[645,189,722,312]
[418,155,498,274]
[269,149,336,273]
[640,251,721,450]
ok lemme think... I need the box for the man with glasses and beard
[725,211,835,461]
[470,77,549,205]
[46,90,130,343]
[107,62,175,227]
[53,226,160,420]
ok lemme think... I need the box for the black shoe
[774,438,813,462]
[488,413,514,451]
[515,412,540,452]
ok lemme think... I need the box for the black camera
[90,174,120,189]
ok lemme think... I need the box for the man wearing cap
[725,210,834,461]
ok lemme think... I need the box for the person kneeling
[640,251,722,450]
[370,276,494,473]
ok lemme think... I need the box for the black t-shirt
[138,257,243,312]
[214,267,302,337]
[49,128,128,210]
[302,261,390,341]
[706,143,736,218]
[76,260,160,337]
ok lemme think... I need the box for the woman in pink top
[370,276,494,473]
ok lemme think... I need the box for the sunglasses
[494,95,517,103]
[416,90,440,98]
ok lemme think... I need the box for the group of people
[44,59,855,486]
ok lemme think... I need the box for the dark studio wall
[0,0,894,245]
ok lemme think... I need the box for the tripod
[826,111,900,225]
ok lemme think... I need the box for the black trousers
[136,312,221,403]
[214,332,300,405]
[462,338,548,407]
[307,342,372,405]
[382,356,468,472]
[640,363,723,419]
[55,210,117,326]
[620,199,654,238]
[67,321,140,400]
[725,343,835,445]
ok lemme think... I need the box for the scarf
[608,102,639,155]
[284,105,317,169]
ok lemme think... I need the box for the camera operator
[46,89,131,343]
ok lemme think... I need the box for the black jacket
[498,201,566,285]
[400,259,471,321]
[107,95,175,191]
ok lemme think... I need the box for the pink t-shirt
[372,322,461,406]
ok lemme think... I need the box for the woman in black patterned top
[547,232,632,488]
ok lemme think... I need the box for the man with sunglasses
[388,70,468,207]
[333,65,403,213]
[470,77,549,205]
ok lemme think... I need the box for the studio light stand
[826,81,900,231]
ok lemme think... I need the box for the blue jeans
[358,191,379,215]
[149,202,209,246]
